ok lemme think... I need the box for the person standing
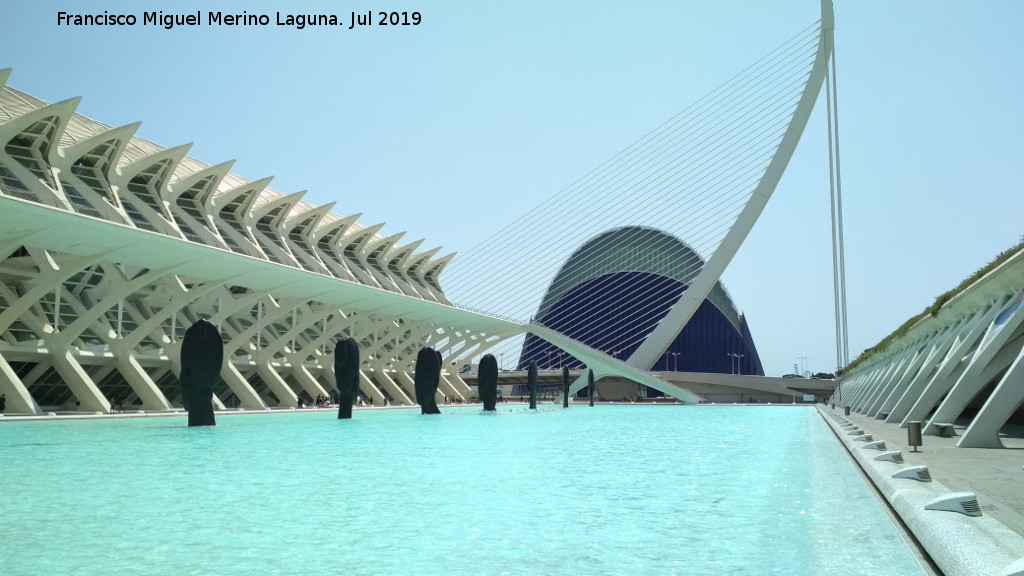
[0,393,6,414]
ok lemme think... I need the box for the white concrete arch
[56,122,139,188]
[167,160,235,204]
[282,201,336,274]
[0,98,82,208]
[209,177,274,258]
[422,252,455,293]
[112,144,193,236]
[308,212,362,282]
[248,190,307,268]
[165,160,236,247]
[338,222,387,288]
[364,231,407,294]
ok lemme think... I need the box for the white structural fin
[627,0,835,369]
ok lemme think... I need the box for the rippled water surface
[2,405,926,575]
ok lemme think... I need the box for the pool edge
[817,405,1024,576]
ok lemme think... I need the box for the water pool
[2,406,927,575]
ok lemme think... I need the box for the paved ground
[827,405,1024,539]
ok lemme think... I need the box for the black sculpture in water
[478,354,499,411]
[179,319,223,427]
[527,361,538,409]
[562,365,570,408]
[588,369,595,407]
[414,347,442,414]
[335,337,360,419]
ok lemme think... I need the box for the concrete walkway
[820,404,1024,576]
[830,406,1024,537]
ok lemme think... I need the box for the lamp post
[727,353,745,374]
[668,351,679,372]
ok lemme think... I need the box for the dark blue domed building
[518,227,763,383]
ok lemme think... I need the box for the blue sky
[2,1,1021,377]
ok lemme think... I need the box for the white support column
[255,359,299,408]
[852,372,877,406]
[858,352,912,414]
[0,252,104,334]
[866,336,940,418]
[894,303,1001,425]
[260,303,331,401]
[924,323,1024,435]
[373,368,414,406]
[957,344,1024,448]
[358,327,417,403]
[446,372,474,398]
[900,301,1005,427]
[868,338,941,419]
[50,350,109,413]
[0,354,43,414]
[216,293,302,408]
[923,294,1024,435]
[295,310,389,405]
[113,353,173,411]
[287,355,330,401]
[843,366,878,408]
[55,265,171,347]
[832,374,853,403]
[435,373,460,403]
[879,315,969,422]
[220,362,267,410]
[854,355,905,412]
[212,394,227,411]
[355,370,387,406]
[120,278,225,351]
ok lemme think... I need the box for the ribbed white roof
[0,85,373,240]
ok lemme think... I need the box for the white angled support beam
[880,314,972,423]
[374,369,414,406]
[288,358,331,402]
[853,355,901,411]
[354,370,387,406]
[445,372,473,398]
[112,351,173,411]
[923,292,1024,435]
[925,331,1024,435]
[51,265,172,349]
[853,354,907,412]
[900,300,1005,427]
[50,349,109,413]
[220,362,268,410]
[255,360,299,408]
[866,336,942,418]
[434,368,458,401]
[957,343,1024,448]
[0,354,43,414]
[626,0,833,370]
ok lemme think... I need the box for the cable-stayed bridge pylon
[442,0,836,401]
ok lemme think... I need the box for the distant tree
[813,372,835,380]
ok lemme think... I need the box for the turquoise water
[2,406,926,575]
